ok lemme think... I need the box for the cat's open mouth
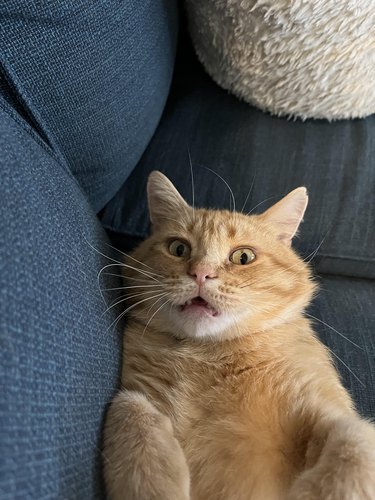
[180,296,219,317]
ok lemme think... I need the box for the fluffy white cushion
[186,0,375,120]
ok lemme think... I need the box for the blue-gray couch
[1,1,374,498]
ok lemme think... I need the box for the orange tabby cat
[103,171,375,500]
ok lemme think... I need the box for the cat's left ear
[260,187,308,245]
[147,171,190,227]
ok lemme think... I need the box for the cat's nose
[188,265,218,285]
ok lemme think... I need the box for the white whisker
[142,296,171,337]
[187,145,195,217]
[246,195,275,215]
[202,166,236,212]
[104,242,162,274]
[102,284,166,292]
[102,273,155,284]
[305,312,364,351]
[103,290,166,316]
[240,173,256,213]
[84,237,124,266]
[328,349,366,388]
[120,263,164,282]
[106,292,169,332]
[97,263,162,297]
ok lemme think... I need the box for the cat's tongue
[180,296,218,317]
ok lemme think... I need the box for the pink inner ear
[261,187,308,242]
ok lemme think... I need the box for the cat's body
[104,172,375,500]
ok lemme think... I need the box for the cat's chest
[122,329,288,440]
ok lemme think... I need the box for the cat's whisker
[102,284,166,292]
[102,272,156,284]
[187,145,196,219]
[104,290,158,315]
[102,289,167,316]
[304,229,331,264]
[305,312,364,351]
[144,292,170,315]
[106,292,170,332]
[107,290,163,308]
[84,237,128,304]
[120,263,165,282]
[97,263,127,284]
[328,349,366,388]
[97,263,163,301]
[240,173,256,213]
[246,195,275,215]
[202,165,236,212]
[104,242,162,275]
[97,263,126,304]
[120,262,164,278]
[84,236,125,266]
[142,296,171,337]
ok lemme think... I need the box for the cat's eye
[230,248,256,265]
[168,239,191,258]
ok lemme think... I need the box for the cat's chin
[166,302,238,341]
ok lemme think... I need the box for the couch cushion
[0,0,178,212]
[0,99,122,498]
[100,31,375,279]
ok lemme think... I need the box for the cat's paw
[103,391,190,500]
[288,418,375,500]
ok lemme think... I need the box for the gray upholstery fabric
[308,275,375,418]
[1,0,178,212]
[0,99,122,499]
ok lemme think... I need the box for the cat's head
[126,171,315,341]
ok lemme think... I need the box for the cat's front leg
[288,416,375,500]
[103,390,190,500]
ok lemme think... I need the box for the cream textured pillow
[185,0,375,120]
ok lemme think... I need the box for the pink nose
[188,265,218,285]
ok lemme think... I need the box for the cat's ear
[260,187,308,245]
[147,171,190,227]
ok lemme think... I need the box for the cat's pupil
[176,244,184,257]
[240,253,248,265]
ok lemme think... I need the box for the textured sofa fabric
[308,275,375,418]
[0,0,178,212]
[101,34,375,280]
[0,101,122,498]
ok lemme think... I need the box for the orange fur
[103,172,375,499]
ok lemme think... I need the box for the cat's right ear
[147,171,190,228]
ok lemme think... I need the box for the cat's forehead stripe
[187,210,248,242]
[227,225,237,238]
